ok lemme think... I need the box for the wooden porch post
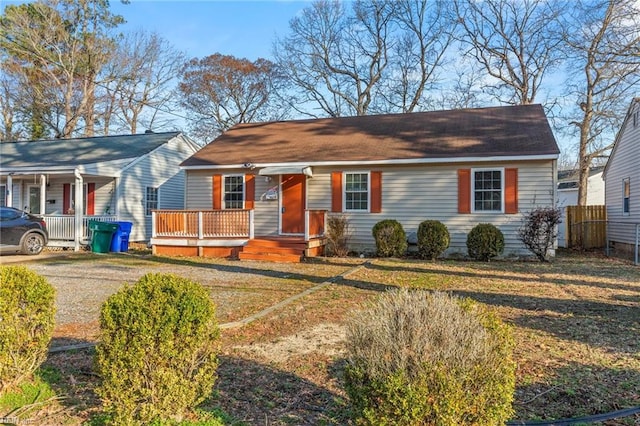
[5,174,12,207]
[249,209,255,239]
[74,170,84,252]
[152,211,157,238]
[304,210,310,242]
[39,174,46,215]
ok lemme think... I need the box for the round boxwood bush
[344,289,515,425]
[0,266,56,393]
[467,223,505,261]
[372,219,408,257]
[95,273,220,425]
[417,220,450,261]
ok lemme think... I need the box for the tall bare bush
[344,289,515,425]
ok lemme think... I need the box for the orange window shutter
[212,175,222,210]
[87,183,95,215]
[331,171,343,212]
[245,174,255,209]
[371,171,382,213]
[458,169,471,214]
[63,183,71,213]
[505,168,518,214]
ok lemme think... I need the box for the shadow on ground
[205,355,350,425]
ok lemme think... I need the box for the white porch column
[5,175,12,207]
[40,174,46,215]
[74,170,84,252]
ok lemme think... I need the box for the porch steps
[239,237,307,263]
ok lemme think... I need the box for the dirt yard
[2,250,639,425]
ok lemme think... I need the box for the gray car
[0,206,49,255]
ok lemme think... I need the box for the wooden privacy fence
[566,205,607,249]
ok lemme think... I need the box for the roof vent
[145,129,154,134]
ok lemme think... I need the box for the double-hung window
[344,172,369,211]
[224,175,244,209]
[473,169,503,212]
[145,187,158,216]
[623,178,630,215]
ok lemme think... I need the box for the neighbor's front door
[281,174,306,234]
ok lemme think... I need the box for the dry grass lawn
[4,250,640,425]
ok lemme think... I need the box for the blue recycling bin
[109,221,133,252]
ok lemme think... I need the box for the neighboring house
[151,104,560,261]
[0,132,200,250]
[603,97,640,258]
[556,166,605,247]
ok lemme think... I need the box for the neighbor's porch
[2,172,119,251]
[44,214,117,249]
[150,209,328,262]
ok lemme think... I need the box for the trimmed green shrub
[344,289,515,426]
[326,214,351,257]
[95,273,220,425]
[467,223,505,261]
[0,266,56,394]
[417,220,450,261]
[372,219,408,257]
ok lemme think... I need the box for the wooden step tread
[242,245,305,256]
[239,252,303,263]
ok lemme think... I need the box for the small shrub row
[371,219,506,261]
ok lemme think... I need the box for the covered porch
[2,171,118,251]
[150,209,328,262]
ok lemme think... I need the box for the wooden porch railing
[44,215,117,241]
[153,210,254,239]
[305,210,327,240]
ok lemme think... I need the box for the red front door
[281,174,306,234]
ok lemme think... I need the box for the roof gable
[603,97,640,179]
[0,131,182,171]
[182,104,559,168]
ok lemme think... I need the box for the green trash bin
[89,220,119,253]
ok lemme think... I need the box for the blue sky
[109,1,310,61]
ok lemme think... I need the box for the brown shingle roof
[181,104,559,167]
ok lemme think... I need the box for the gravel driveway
[1,252,360,346]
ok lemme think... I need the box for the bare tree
[0,0,122,138]
[453,0,565,105]
[178,53,286,141]
[274,0,456,118]
[563,0,640,205]
[101,31,185,134]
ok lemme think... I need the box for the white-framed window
[0,185,5,207]
[224,175,244,209]
[145,186,158,216]
[344,172,369,211]
[472,168,504,213]
[623,178,630,215]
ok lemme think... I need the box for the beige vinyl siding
[185,169,280,235]
[119,136,196,241]
[605,106,640,245]
[185,170,214,209]
[309,161,554,256]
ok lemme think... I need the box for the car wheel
[22,233,45,255]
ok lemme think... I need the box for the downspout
[74,169,84,252]
[5,174,13,207]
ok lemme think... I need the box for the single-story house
[556,166,605,247]
[0,131,200,250]
[603,97,640,261]
[151,104,560,261]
